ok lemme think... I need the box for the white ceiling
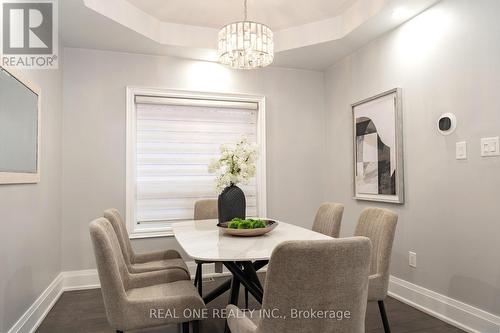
[125,0,357,30]
[61,0,441,70]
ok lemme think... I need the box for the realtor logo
[1,0,58,68]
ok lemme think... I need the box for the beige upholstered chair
[193,199,219,296]
[354,207,398,333]
[89,218,205,333]
[194,199,218,220]
[226,237,372,333]
[312,202,344,238]
[104,209,189,275]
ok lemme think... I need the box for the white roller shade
[135,100,259,223]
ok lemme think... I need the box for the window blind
[135,97,259,224]
[135,95,258,110]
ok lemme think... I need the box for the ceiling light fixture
[218,0,274,69]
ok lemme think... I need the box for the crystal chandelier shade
[218,1,274,69]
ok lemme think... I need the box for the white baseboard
[6,273,64,333]
[389,275,500,333]
[61,269,100,291]
[7,264,500,333]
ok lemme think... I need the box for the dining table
[172,219,332,306]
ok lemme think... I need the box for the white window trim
[126,86,267,239]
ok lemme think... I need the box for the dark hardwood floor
[37,276,464,333]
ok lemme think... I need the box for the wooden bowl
[217,219,278,237]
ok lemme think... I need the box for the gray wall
[61,48,326,270]
[0,67,63,331]
[324,0,500,316]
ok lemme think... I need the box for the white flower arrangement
[208,137,258,194]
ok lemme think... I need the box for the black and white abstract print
[356,117,395,195]
[353,92,400,199]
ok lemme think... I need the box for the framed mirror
[0,66,41,184]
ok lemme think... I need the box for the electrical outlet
[409,251,417,268]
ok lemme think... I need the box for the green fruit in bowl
[228,218,267,229]
[228,221,240,229]
[238,221,252,229]
[251,220,266,228]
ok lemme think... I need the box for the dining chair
[104,209,190,276]
[194,199,218,220]
[226,237,372,333]
[90,218,205,333]
[311,202,344,238]
[354,207,398,333]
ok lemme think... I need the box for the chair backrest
[259,237,372,333]
[104,209,134,265]
[312,202,344,238]
[354,208,398,295]
[89,218,129,327]
[194,199,218,220]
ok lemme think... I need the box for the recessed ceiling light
[392,7,410,20]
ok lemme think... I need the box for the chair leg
[192,320,200,333]
[194,263,200,286]
[378,300,391,333]
[197,263,203,296]
[182,321,190,333]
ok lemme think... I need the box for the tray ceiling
[125,0,357,30]
[61,0,441,70]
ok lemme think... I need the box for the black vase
[218,184,246,223]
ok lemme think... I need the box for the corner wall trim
[7,266,500,333]
[388,275,500,333]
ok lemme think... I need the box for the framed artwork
[0,66,41,184]
[352,88,404,204]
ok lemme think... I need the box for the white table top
[172,219,332,262]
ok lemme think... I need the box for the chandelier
[218,0,274,69]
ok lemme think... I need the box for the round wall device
[437,113,457,135]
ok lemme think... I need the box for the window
[126,88,266,238]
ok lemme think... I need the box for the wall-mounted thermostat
[437,113,457,135]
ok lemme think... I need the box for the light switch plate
[409,251,417,268]
[456,141,467,160]
[481,137,500,157]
